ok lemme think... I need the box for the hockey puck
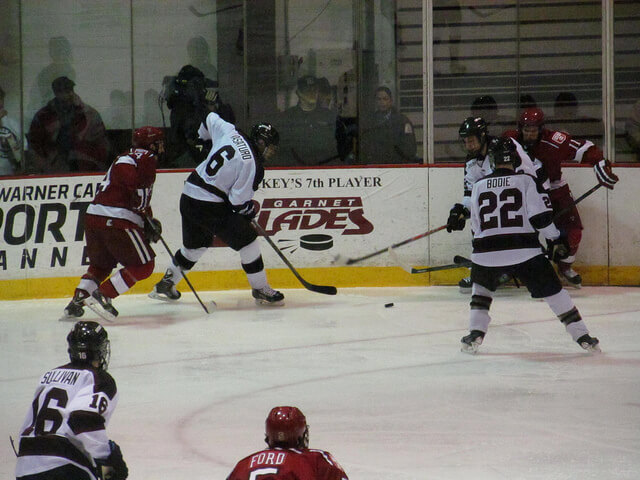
[300,234,333,251]
[385,302,394,308]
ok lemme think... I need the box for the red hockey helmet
[133,126,165,149]
[265,406,309,449]
[518,107,545,128]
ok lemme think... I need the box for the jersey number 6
[206,145,236,176]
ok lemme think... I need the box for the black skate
[84,290,118,322]
[461,330,485,354]
[59,289,89,322]
[252,286,285,306]
[577,334,601,353]
[559,266,582,289]
[149,270,182,301]
[458,277,472,294]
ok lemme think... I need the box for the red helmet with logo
[265,406,309,449]
[518,107,545,128]
[133,126,164,149]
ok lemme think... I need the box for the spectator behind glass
[360,86,417,164]
[625,100,640,162]
[274,75,339,166]
[0,85,25,176]
[27,76,109,174]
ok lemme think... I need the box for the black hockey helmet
[489,137,517,168]
[67,321,111,370]
[459,116,488,142]
[251,123,279,148]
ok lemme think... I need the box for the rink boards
[0,165,638,300]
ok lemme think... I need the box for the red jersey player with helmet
[61,126,165,321]
[503,108,619,287]
[226,406,349,480]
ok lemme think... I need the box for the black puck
[385,302,394,308]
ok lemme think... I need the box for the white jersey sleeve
[512,137,551,190]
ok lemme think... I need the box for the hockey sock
[240,240,268,290]
[175,247,206,270]
[545,290,590,341]
[77,274,100,295]
[101,262,155,298]
[468,283,493,333]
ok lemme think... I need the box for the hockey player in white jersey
[150,112,284,305]
[15,321,128,480]
[446,116,548,292]
[460,137,600,354]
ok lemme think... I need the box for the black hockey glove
[546,235,570,263]
[96,440,128,480]
[446,203,469,232]
[235,200,257,220]
[594,159,619,190]
[144,217,162,243]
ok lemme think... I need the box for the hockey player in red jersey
[226,406,349,480]
[61,126,165,321]
[16,321,128,480]
[503,107,619,287]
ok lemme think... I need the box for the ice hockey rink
[2,285,639,480]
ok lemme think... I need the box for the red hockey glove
[594,159,619,190]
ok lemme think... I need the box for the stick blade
[305,283,337,295]
[453,255,471,265]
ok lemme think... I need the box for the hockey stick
[145,217,213,314]
[552,183,602,221]
[408,255,473,274]
[335,224,447,266]
[251,219,337,295]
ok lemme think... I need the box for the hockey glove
[446,203,469,232]
[144,217,162,243]
[96,440,128,480]
[594,159,619,190]
[546,235,570,263]
[235,200,257,220]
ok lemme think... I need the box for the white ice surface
[2,286,639,480]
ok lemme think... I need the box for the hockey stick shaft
[146,217,210,314]
[346,224,447,265]
[251,220,337,295]
[552,183,602,220]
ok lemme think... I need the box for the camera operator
[162,65,235,167]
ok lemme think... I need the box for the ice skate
[83,290,118,322]
[149,270,182,301]
[461,330,485,354]
[252,286,285,306]
[559,265,582,289]
[577,334,601,353]
[59,289,89,322]
[458,277,472,294]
